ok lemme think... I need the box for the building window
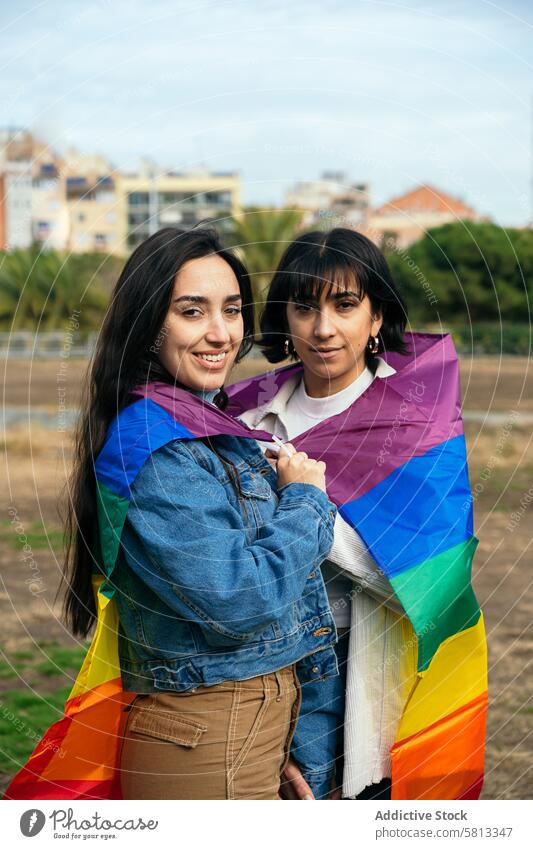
[128,192,149,205]
[78,213,86,222]
[159,192,189,204]
[94,233,107,247]
[95,191,115,204]
[128,212,148,227]
[204,191,231,206]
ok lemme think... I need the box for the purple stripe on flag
[131,382,275,442]
[226,334,465,504]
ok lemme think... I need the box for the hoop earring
[367,335,379,354]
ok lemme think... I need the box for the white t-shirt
[282,363,377,436]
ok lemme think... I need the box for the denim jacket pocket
[128,702,207,748]
[137,607,199,657]
[236,469,273,500]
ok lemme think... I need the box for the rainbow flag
[5,332,486,800]
[226,331,487,800]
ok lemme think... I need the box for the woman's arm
[123,440,336,644]
[327,514,404,614]
[260,428,403,613]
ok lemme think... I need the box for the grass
[35,644,88,677]
[0,518,64,552]
[0,640,89,779]
[0,686,72,778]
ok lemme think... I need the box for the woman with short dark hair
[241,227,417,800]
[259,227,408,368]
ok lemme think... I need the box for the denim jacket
[113,429,339,692]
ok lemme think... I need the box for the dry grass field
[1,355,532,798]
[2,354,532,411]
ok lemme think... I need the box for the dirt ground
[2,355,533,412]
[1,355,532,798]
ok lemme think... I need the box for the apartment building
[285,171,370,229]
[117,164,241,251]
[32,161,70,250]
[0,129,33,250]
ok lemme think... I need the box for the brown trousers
[119,665,301,800]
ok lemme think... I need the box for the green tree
[387,221,532,326]
[226,207,304,321]
[0,246,50,330]
[68,252,124,296]
[0,247,108,332]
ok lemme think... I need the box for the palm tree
[0,246,48,330]
[37,251,108,331]
[0,247,107,332]
[226,207,304,321]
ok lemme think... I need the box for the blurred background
[1,0,532,798]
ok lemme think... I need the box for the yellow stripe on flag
[68,576,122,702]
[396,613,487,742]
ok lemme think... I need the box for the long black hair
[62,226,254,638]
[259,227,408,365]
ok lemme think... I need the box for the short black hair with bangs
[258,227,409,364]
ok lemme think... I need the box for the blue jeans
[291,632,350,800]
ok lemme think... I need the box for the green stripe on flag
[391,535,480,672]
[95,482,130,593]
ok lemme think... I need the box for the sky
[1,0,532,225]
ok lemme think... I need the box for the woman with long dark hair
[241,228,417,799]
[61,226,339,800]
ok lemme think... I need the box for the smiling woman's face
[286,280,382,397]
[158,254,244,392]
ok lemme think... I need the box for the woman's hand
[266,443,327,492]
[279,757,315,800]
[279,757,343,800]
[327,777,342,800]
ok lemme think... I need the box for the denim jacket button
[307,571,317,580]
[312,666,320,674]
[312,627,332,637]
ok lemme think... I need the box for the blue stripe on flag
[95,398,194,498]
[340,434,473,577]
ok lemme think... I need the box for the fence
[0,332,97,358]
[0,327,530,359]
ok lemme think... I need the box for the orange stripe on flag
[65,677,125,715]
[391,690,488,800]
[39,687,134,784]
